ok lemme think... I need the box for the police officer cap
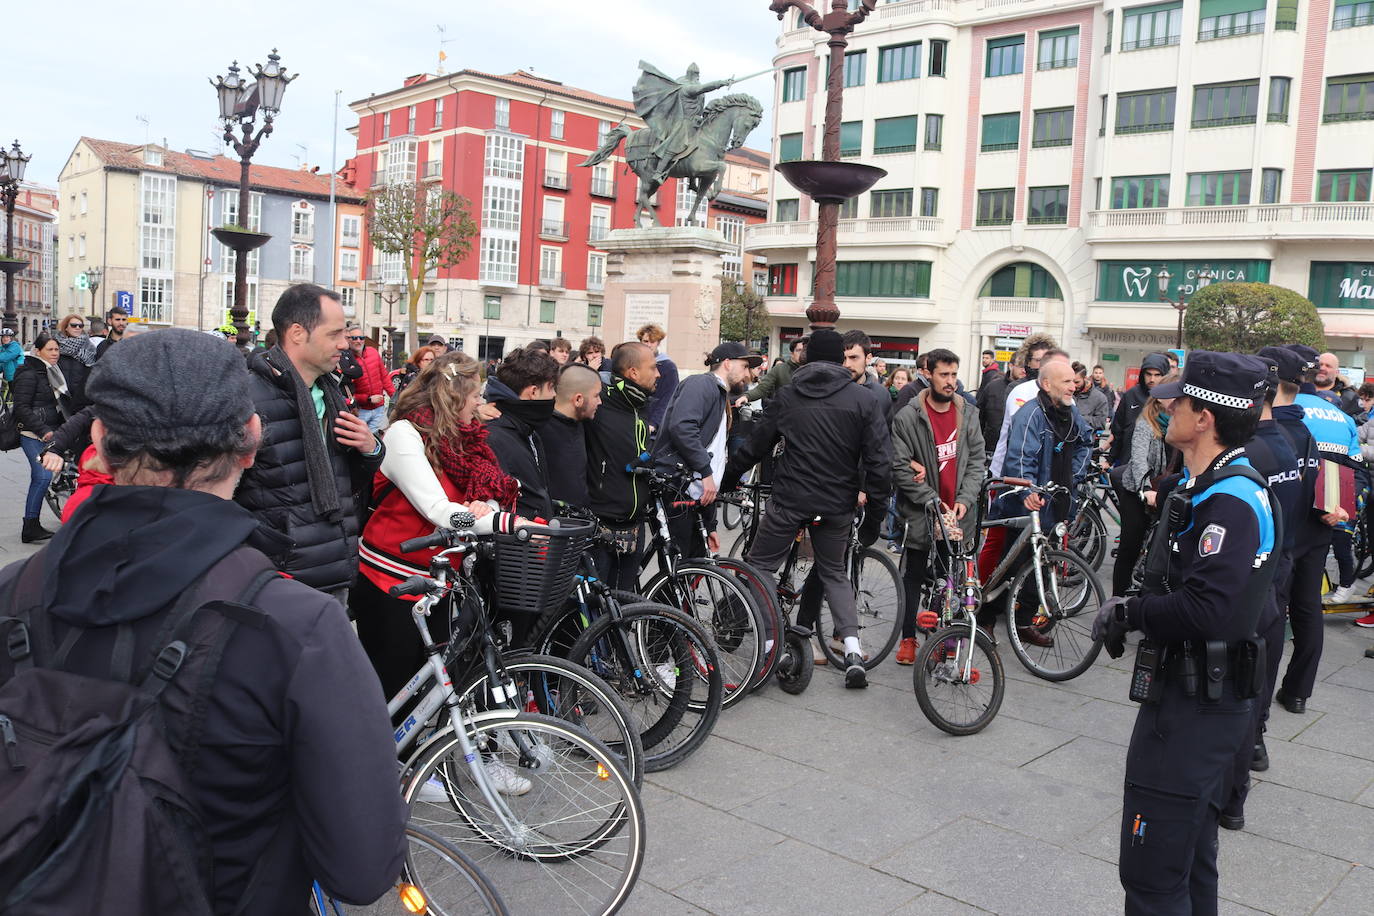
[1256,346,1308,384]
[1150,351,1268,410]
[1284,343,1319,371]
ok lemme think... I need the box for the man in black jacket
[236,285,382,600]
[977,353,1010,461]
[483,347,560,521]
[541,363,602,510]
[585,342,659,590]
[1108,352,1171,467]
[842,329,895,425]
[722,328,892,688]
[0,328,406,913]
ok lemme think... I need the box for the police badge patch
[1199,524,1226,557]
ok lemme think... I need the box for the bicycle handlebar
[388,575,431,598]
[982,476,1070,498]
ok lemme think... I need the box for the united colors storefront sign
[1095,260,1271,303]
[1308,262,1374,310]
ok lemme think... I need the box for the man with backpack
[0,328,406,915]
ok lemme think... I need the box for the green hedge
[1183,282,1325,351]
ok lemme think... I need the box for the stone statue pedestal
[594,227,733,371]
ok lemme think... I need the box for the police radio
[1129,639,1167,704]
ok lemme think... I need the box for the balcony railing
[1323,110,1374,124]
[1121,35,1180,52]
[590,178,616,198]
[539,271,565,288]
[370,173,387,188]
[587,276,605,292]
[1198,22,1265,41]
[341,232,361,249]
[540,219,569,240]
[878,0,950,18]
[1192,114,1257,129]
[544,170,568,190]
[744,216,944,250]
[589,225,609,242]
[1085,202,1374,241]
[423,161,442,180]
[339,266,359,282]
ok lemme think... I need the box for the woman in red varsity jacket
[351,351,518,697]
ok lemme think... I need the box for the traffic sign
[994,349,1014,363]
[995,337,1023,348]
[116,290,134,314]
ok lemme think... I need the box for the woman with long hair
[886,367,913,400]
[11,333,71,542]
[389,346,435,400]
[55,313,98,411]
[1110,371,1180,597]
[352,351,518,697]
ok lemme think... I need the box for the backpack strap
[0,550,50,678]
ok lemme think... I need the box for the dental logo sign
[1098,261,1269,303]
[1122,266,1152,298]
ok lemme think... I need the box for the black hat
[1257,346,1309,384]
[86,328,254,439]
[707,342,764,368]
[426,335,446,347]
[1150,351,1268,409]
[807,329,845,365]
[1285,344,1319,369]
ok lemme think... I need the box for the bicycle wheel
[643,562,765,708]
[1004,548,1104,681]
[44,467,73,524]
[566,603,723,772]
[816,546,904,670]
[1066,506,1108,571]
[456,654,645,788]
[404,712,645,916]
[913,624,1005,736]
[709,555,785,691]
[774,629,813,695]
[404,822,510,916]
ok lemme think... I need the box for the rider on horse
[635,61,733,184]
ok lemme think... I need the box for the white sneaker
[483,757,533,796]
[416,776,448,804]
[655,663,678,692]
[1325,584,1358,605]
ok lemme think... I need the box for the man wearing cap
[652,342,762,556]
[0,328,407,911]
[1092,352,1279,916]
[721,328,892,688]
[0,327,23,386]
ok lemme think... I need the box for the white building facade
[747,0,1374,385]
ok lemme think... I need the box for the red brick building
[348,69,767,358]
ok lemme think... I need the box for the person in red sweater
[346,325,395,432]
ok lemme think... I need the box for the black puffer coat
[11,358,70,437]
[234,349,383,592]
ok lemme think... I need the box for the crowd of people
[1,279,1370,914]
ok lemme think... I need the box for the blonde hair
[391,351,483,467]
[636,324,666,344]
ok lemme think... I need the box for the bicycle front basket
[492,516,596,617]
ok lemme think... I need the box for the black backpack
[0,546,280,916]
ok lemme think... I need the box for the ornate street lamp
[769,1,886,329]
[87,265,104,315]
[1156,264,1215,350]
[210,51,296,348]
[0,140,33,336]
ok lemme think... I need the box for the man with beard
[987,334,1059,475]
[1073,361,1112,433]
[541,363,602,510]
[1109,353,1171,468]
[585,342,660,590]
[483,347,560,521]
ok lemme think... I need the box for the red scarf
[401,407,519,509]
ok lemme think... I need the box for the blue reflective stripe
[1194,473,1275,559]
[1294,394,1361,459]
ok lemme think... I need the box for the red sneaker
[1354,612,1374,629]
[895,637,918,665]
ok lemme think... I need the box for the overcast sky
[11,0,784,190]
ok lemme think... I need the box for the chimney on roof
[516,68,562,86]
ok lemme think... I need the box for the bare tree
[366,181,477,354]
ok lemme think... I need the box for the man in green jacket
[737,336,806,405]
[890,348,986,664]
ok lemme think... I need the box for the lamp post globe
[1,139,32,335]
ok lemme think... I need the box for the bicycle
[1064,451,1119,571]
[387,515,646,916]
[909,506,1005,735]
[972,477,1106,681]
[44,456,77,523]
[309,822,508,915]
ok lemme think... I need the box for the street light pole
[0,140,32,336]
[87,265,103,316]
[1155,264,1215,350]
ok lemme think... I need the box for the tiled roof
[726,146,770,168]
[78,137,365,201]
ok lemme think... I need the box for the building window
[79,191,88,215]
[372,293,382,315]
[981,113,1021,152]
[1105,10,1114,50]
[986,35,1024,78]
[779,133,803,162]
[78,234,86,258]
[1316,168,1372,201]
[1038,27,1079,69]
[1122,2,1183,50]
[434,97,444,128]
[219,192,261,275]
[382,111,390,139]
[776,199,800,222]
[870,189,913,218]
[843,51,866,88]
[482,184,522,232]
[484,133,524,179]
[1334,0,1374,29]
[290,245,314,282]
[407,106,416,135]
[874,115,918,154]
[587,304,602,328]
[1027,186,1070,224]
[341,213,361,246]
[840,121,862,157]
[782,67,807,102]
[479,236,519,284]
[1324,73,1374,122]
[140,174,176,272]
[929,39,947,76]
[589,205,610,241]
[839,197,860,219]
[1268,77,1292,123]
[539,247,562,286]
[1192,80,1260,128]
[424,291,435,315]
[495,98,510,130]
[1116,88,1177,133]
[976,189,1016,226]
[541,196,566,238]
[879,42,922,82]
[292,203,315,241]
[540,299,556,323]
[1032,107,1075,147]
[675,181,706,227]
[597,120,611,147]
[981,263,1063,299]
[1187,170,1252,205]
[590,163,615,197]
[1276,0,1298,29]
[381,251,404,284]
[587,253,606,291]
[139,276,170,323]
[339,250,359,282]
[1260,168,1283,203]
[834,261,932,298]
[550,109,565,139]
[1110,174,1171,208]
[924,114,943,151]
[483,294,501,320]
[920,187,939,217]
[1199,0,1265,40]
[769,264,798,296]
[387,137,418,184]
[339,287,356,313]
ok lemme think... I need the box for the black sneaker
[1250,738,1269,772]
[1219,813,1244,831]
[844,652,867,689]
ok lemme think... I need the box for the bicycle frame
[972,478,1067,615]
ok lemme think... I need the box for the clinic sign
[1308,261,1374,310]
[1096,260,1270,303]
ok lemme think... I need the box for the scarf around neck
[1038,389,1078,517]
[266,346,343,522]
[401,407,518,509]
[57,334,98,367]
[44,361,69,399]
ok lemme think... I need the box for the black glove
[857,506,883,547]
[1092,596,1131,659]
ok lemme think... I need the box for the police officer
[1093,352,1279,915]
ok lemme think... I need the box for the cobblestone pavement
[3,449,1371,915]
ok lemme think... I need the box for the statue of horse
[579,94,763,228]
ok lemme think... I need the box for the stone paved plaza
[2,448,1371,915]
